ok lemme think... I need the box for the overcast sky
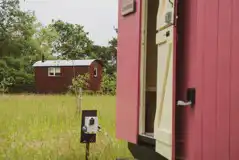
[19,0,118,46]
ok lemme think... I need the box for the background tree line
[0,0,117,94]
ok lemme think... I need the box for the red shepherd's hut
[116,0,239,160]
[33,59,102,93]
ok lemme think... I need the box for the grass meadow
[0,94,132,160]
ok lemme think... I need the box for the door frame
[172,0,179,159]
[139,0,148,135]
[138,0,178,159]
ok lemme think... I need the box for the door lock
[177,88,196,107]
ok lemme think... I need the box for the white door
[154,0,175,159]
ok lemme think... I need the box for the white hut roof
[33,59,96,67]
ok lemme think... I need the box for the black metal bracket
[187,88,196,106]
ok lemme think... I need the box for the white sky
[20,0,118,46]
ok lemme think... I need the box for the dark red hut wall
[34,61,102,93]
[88,60,102,91]
[34,66,89,93]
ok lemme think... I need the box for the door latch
[177,100,192,106]
[177,88,196,107]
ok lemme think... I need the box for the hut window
[48,67,61,76]
[93,67,97,77]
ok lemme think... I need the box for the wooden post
[85,142,90,160]
[77,88,83,113]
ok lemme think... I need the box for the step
[176,157,185,160]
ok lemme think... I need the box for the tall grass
[0,94,132,160]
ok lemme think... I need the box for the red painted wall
[34,61,102,93]
[177,0,239,159]
[116,0,141,144]
[89,60,103,91]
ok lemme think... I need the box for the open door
[116,0,142,144]
[154,0,175,159]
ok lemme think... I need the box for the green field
[0,95,132,160]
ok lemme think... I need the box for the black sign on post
[121,0,136,16]
[80,110,97,143]
[80,110,98,160]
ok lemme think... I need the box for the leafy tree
[100,72,116,95]
[35,25,59,57]
[50,20,93,59]
[68,73,90,94]
[0,77,14,93]
[106,37,117,74]
[0,0,42,57]
[0,0,58,93]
